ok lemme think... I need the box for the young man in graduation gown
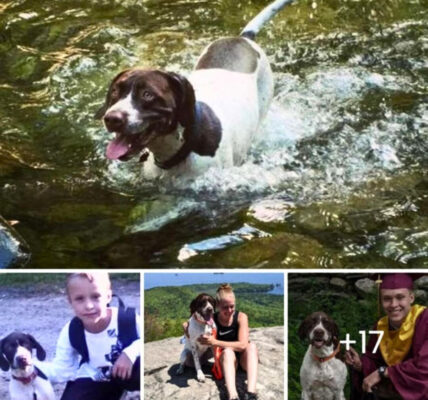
[345,273,428,400]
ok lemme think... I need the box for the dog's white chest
[187,320,213,351]
[10,376,55,400]
[300,348,347,400]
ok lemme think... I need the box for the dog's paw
[176,365,185,375]
[197,370,205,382]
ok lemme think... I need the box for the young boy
[36,272,140,400]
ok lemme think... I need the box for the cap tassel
[375,274,383,318]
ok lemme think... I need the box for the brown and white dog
[96,1,294,179]
[0,332,55,400]
[298,312,347,400]
[177,293,216,382]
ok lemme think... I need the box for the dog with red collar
[0,332,55,400]
[298,312,347,400]
[177,293,216,382]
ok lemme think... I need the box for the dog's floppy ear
[297,316,311,341]
[28,334,46,361]
[324,315,339,336]
[0,340,10,371]
[211,296,216,309]
[166,72,196,128]
[209,295,216,309]
[190,296,199,316]
[94,69,132,120]
[328,319,340,347]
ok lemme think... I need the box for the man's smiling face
[381,288,415,328]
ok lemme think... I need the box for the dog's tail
[240,0,295,40]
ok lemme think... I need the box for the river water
[0,0,426,268]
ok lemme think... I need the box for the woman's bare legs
[240,342,259,394]
[221,348,238,399]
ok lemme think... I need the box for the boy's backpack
[69,295,138,365]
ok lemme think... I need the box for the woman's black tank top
[214,311,239,342]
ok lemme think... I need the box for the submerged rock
[0,216,31,268]
[126,197,200,234]
[248,199,296,224]
[178,225,270,262]
[178,232,340,268]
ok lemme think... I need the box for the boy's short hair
[66,272,112,297]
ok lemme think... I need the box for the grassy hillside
[145,283,283,342]
[0,273,139,286]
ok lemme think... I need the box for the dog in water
[96,0,295,179]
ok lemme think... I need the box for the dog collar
[12,366,47,384]
[12,370,37,385]
[311,342,341,363]
[155,101,202,170]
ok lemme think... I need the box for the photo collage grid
[0,269,426,400]
[1,0,427,399]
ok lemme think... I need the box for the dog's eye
[141,90,155,102]
[110,87,120,100]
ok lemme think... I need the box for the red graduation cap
[371,273,426,317]
[372,273,425,290]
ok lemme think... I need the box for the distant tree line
[145,283,283,342]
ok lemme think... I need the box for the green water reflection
[0,0,426,268]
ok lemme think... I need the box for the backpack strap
[116,295,138,348]
[111,294,125,309]
[68,317,89,366]
[35,366,48,381]
[68,294,138,365]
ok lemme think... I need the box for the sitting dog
[96,0,294,179]
[0,331,55,400]
[177,293,216,382]
[298,312,347,400]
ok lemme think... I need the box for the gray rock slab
[144,326,284,400]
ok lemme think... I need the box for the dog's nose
[104,110,127,132]
[313,328,324,337]
[16,355,29,368]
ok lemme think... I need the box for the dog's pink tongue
[106,137,130,160]
[205,317,214,326]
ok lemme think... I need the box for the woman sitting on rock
[198,283,259,400]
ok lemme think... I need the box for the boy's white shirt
[35,307,140,383]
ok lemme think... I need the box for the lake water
[0,0,426,268]
[144,272,284,294]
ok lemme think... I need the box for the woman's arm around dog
[198,312,249,352]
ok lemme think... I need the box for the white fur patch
[105,92,144,134]
[13,345,32,370]
[309,320,330,342]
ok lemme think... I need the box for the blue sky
[144,272,284,294]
